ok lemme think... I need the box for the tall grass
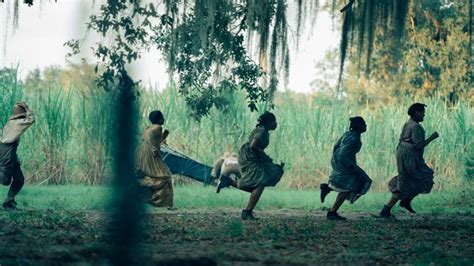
[141,89,474,190]
[36,88,73,184]
[0,68,472,190]
[75,89,115,185]
[0,67,23,126]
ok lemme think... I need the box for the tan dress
[135,124,173,207]
[388,119,434,200]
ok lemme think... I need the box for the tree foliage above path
[342,1,473,102]
[4,0,473,118]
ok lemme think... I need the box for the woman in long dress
[135,110,174,209]
[216,111,284,220]
[320,116,372,220]
[379,103,439,217]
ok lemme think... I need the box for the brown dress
[135,124,173,207]
[237,126,284,189]
[388,119,434,200]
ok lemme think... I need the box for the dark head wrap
[349,116,365,131]
[149,110,164,125]
[257,111,276,127]
[407,103,427,117]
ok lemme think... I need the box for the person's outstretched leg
[327,192,348,220]
[379,194,398,217]
[399,195,416,213]
[241,186,264,220]
[216,175,238,193]
[3,162,24,209]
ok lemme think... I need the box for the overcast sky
[0,0,339,93]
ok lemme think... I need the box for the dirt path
[1,209,473,265]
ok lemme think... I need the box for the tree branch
[340,0,355,13]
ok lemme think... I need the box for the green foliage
[343,1,474,103]
[4,1,473,104]
[35,87,73,184]
[465,142,474,181]
[62,0,322,119]
[0,65,111,184]
[0,67,23,126]
[76,89,115,184]
[154,1,267,118]
[153,90,472,190]
[80,2,155,92]
[1,185,473,215]
[336,0,473,91]
[337,0,410,85]
[1,64,473,189]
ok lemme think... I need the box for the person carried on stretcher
[211,152,241,184]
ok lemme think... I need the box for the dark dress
[237,126,284,189]
[388,119,434,200]
[328,131,372,203]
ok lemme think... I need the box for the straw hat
[9,103,27,120]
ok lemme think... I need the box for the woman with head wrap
[216,111,284,220]
[1,102,35,209]
[320,116,372,220]
[379,103,439,218]
[135,110,174,209]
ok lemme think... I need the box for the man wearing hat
[0,102,35,209]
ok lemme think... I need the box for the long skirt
[388,143,434,200]
[237,143,284,189]
[329,166,372,203]
[139,175,173,208]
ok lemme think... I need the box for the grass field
[2,185,474,214]
[1,185,473,265]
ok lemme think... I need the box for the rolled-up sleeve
[16,109,35,128]
[411,124,425,149]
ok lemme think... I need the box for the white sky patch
[0,0,339,93]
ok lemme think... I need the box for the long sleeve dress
[328,130,372,203]
[388,119,434,200]
[135,124,173,207]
